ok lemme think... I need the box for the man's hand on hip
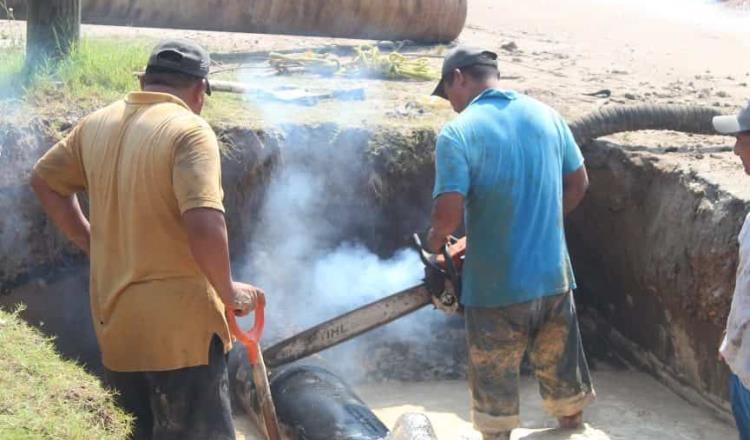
[225,282,265,317]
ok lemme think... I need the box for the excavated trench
[0,105,743,431]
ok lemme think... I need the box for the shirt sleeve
[559,118,585,175]
[33,123,87,196]
[172,124,225,214]
[432,128,470,199]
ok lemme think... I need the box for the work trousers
[104,335,236,440]
[465,291,595,435]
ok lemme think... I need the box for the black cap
[432,46,499,99]
[146,39,212,95]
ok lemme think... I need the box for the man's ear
[453,68,464,86]
[190,80,206,102]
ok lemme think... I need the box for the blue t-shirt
[433,88,584,307]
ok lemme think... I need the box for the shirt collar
[125,91,191,110]
[469,88,517,107]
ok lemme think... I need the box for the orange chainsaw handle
[226,304,264,365]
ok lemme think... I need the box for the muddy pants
[104,336,236,440]
[465,291,595,434]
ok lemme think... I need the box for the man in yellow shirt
[31,39,263,439]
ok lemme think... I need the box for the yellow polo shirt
[33,92,231,372]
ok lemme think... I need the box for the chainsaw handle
[441,244,461,292]
[226,303,265,364]
[413,233,434,269]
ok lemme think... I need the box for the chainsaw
[263,234,466,368]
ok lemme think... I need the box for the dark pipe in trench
[228,344,388,440]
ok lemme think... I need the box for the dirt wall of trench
[0,120,438,289]
[567,140,746,410]
[0,119,448,378]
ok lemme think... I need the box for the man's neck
[465,82,499,108]
[143,86,188,102]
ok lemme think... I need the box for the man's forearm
[182,208,234,303]
[427,193,465,253]
[31,173,90,255]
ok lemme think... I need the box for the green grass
[7,38,152,107]
[0,308,132,439]
[0,37,244,120]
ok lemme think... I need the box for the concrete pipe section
[6,0,468,44]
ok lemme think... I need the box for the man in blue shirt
[426,46,594,440]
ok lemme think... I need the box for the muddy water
[355,363,736,440]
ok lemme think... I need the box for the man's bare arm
[31,171,90,255]
[563,165,589,216]
[182,208,263,316]
[427,192,465,253]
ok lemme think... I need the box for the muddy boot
[557,411,583,430]
[482,431,511,440]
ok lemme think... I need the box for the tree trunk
[25,0,80,70]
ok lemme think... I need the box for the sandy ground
[359,364,735,440]
[232,363,735,440]
[357,364,736,439]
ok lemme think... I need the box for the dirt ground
[234,363,736,440]
[357,363,736,440]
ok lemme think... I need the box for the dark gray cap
[432,46,499,99]
[146,39,212,95]
[713,100,750,135]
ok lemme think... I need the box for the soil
[356,362,736,440]
[234,364,737,440]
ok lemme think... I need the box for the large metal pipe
[228,346,390,440]
[4,0,467,44]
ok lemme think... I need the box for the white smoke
[311,244,423,318]
[236,64,431,344]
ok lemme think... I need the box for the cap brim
[431,78,447,100]
[713,115,745,134]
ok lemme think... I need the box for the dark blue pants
[730,373,750,440]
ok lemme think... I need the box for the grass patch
[0,308,132,439]
[1,38,147,104]
[0,37,243,119]
[16,38,152,107]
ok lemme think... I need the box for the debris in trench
[267,45,439,81]
[208,79,366,105]
[501,41,519,52]
[386,101,427,119]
